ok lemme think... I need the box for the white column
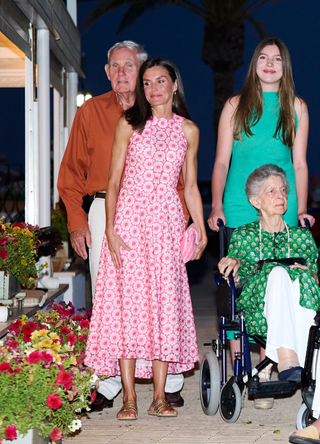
[53,89,61,207]
[37,29,51,228]
[25,33,39,226]
[37,28,59,289]
[67,71,78,133]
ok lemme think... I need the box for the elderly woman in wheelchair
[219,164,320,386]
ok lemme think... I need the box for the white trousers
[264,266,315,366]
[88,197,184,398]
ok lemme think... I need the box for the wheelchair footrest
[249,377,297,396]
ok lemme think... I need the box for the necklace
[259,221,290,260]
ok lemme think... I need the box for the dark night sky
[0,0,319,181]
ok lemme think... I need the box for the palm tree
[80,0,277,136]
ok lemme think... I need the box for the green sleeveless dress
[223,92,298,228]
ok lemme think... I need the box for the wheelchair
[199,219,320,425]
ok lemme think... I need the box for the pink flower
[49,428,62,441]
[80,320,89,329]
[47,394,62,409]
[57,370,73,387]
[4,425,17,440]
[0,363,13,374]
[91,390,97,403]
[0,237,8,245]
[28,351,42,364]
[6,340,19,349]
[67,333,77,346]
[41,351,53,364]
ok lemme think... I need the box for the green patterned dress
[227,221,320,337]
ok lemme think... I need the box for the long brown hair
[125,57,190,133]
[233,37,297,148]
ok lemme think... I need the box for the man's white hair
[108,41,148,64]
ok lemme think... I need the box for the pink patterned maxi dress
[84,114,199,378]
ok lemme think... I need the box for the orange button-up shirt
[58,90,189,233]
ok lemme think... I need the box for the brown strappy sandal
[147,398,178,417]
[116,401,138,420]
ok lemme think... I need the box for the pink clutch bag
[180,223,199,263]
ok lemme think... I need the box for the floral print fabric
[84,114,199,378]
[227,221,320,337]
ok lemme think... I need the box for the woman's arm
[207,96,238,231]
[181,119,207,260]
[105,116,134,268]
[292,97,315,227]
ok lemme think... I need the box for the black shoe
[279,366,303,383]
[165,391,184,407]
[90,392,114,412]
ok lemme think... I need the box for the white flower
[68,425,75,432]
[89,374,98,385]
[72,419,82,430]
[0,340,3,346]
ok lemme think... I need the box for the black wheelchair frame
[200,219,319,425]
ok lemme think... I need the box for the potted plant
[0,219,46,290]
[0,302,97,443]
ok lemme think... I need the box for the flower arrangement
[0,302,97,443]
[0,219,47,288]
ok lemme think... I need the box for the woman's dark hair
[125,57,190,133]
[233,37,297,148]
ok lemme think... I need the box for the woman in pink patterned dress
[85,58,207,419]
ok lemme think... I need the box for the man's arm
[57,104,91,259]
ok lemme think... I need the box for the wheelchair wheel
[200,351,220,416]
[219,381,242,423]
[296,403,315,430]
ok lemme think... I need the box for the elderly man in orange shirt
[58,41,187,412]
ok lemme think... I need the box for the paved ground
[65,236,304,444]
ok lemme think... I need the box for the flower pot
[0,271,20,299]
[2,428,49,444]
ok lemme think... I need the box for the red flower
[4,425,17,440]
[0,237,8,246]
[49,428,62,441]
[73,315,83,321]
[91,390,97,403]
[76,359,84,365]
[67,333,77,346]
[28,351,42,364]
[14,368,21,374]
[14,223,24,229]
[23,335,32,342]
[57,370,73,387]
[47,394,62,409]
[60,326,70,335]
[78,335,87,342]
[0,249,7,259]
[80,320,89,329]
[41,351,53,364]
[0,363,13,374]
[22,323,36,335]
[6,340,19,349]
[11,319,22,328]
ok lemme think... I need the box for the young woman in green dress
[207,37,314,231]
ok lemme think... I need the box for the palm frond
[246,13,267,39]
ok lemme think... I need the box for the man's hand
[70,228,92,260]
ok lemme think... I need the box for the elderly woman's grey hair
[245,164,289,200]
[107,41,148,64]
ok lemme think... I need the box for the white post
[37,28,59,289]
[53,89,61,207]
[67,71,78,133]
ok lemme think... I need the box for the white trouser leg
[263,266,315,366]
[88,198,106,297]
[165,373,184,392]
[88,197,184,397]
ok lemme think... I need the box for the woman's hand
[207,208,226,232]
[106,229,131,269]
[290,262,319,284]
[218,256,241,282]
[298,213,315,227]
[192,231,208,261]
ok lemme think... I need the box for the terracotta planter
[2,428,49,443]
